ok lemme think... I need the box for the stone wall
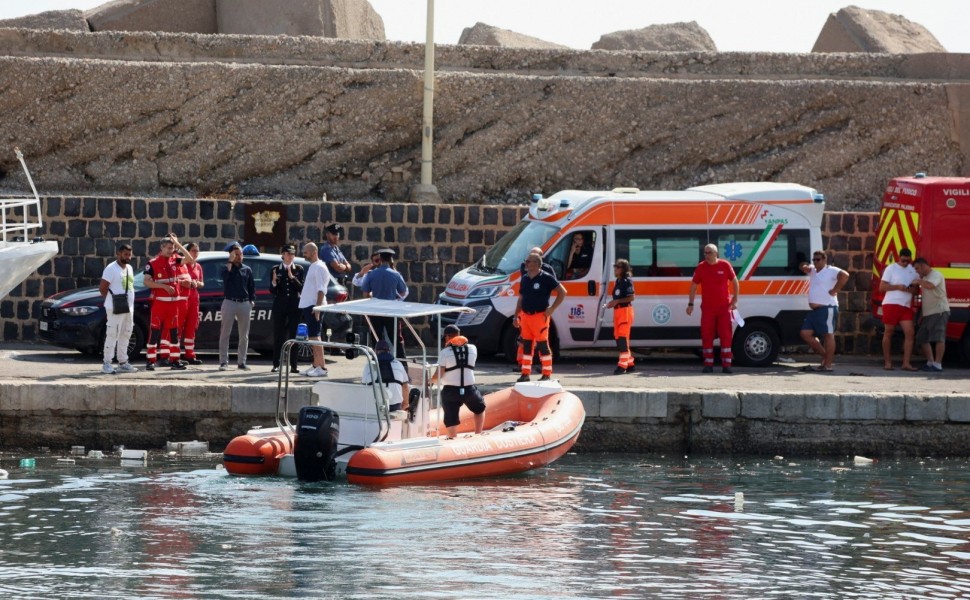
[0,29,968,210]
[1,196,880,356]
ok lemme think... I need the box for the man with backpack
[436,324,486,439]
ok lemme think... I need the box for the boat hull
[223,427,295,476]
[346,384,585,485]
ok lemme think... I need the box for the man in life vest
[361,339,411,412]
[143,236,193,370]
[436,324,486,439]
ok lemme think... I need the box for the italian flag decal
[737,223,783,280]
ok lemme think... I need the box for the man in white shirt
[99,243,138,374]
[436,325,486,439]
[299,242,331,377]
[914,257,950,372]
[879,248,919,371]
[799,251,849,371]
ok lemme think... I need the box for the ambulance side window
[711,229,811,276]
[550,230,596,280]
[615,230,705,277]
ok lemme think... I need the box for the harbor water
[2,453,970,599]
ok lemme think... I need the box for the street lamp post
[410,0,441,204]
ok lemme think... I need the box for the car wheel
[501,322,519,364]
[126,325,146,360]
[732,320,780,367]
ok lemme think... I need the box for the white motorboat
[0,148,58,299]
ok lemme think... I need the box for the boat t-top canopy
[313,298,473,362]
[313,298,473,320]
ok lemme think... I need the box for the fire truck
[871,174,970,362]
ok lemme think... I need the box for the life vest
[443,336,475,388]
[376,353,403,386]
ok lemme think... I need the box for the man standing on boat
[300,242,330,377]
[99,243,138,374]
[437,324,485,438]
[687,243,740,374]
[514,252,567,382]
[361,248,408,358]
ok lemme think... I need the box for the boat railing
[1,148,44,245]
[277,340,390,447]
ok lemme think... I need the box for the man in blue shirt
[361,248,408,357]
[321,223,352,285]
[219,241,256,371]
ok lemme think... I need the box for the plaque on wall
[244,202,286,250]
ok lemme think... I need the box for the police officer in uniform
[436,325,486,439]
[270,244,305,373]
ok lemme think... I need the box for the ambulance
[438,183,826,366]
[871,174,970,362]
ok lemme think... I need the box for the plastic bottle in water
[296,323,308,341]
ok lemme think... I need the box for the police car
[38,251,351,359]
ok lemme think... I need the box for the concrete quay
[0,343,968,457]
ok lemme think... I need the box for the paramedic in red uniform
[687,243,740,374]
[606,259,635,375]
[514,252,567,382]
[143,236,192,370]
[178,242,204,365]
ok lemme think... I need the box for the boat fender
[294,406,340,482]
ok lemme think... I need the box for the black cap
[376,248,396,258]
[224,241,242,252]
[325,223,344,236]
[280,244,296,254]
[443,324,460,336]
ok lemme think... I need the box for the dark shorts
[916,311,949,345]
[301,306,321,337]
[441,385,486,427]
[801,306,838,336]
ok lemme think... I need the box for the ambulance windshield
[474,220,558,275]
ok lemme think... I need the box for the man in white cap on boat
[436,324,486,439]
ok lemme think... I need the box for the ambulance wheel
[961,333,970,363]
[732,321,779,367]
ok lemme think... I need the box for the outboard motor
[294,406,340,482]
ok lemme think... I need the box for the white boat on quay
[0,148,58,299]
